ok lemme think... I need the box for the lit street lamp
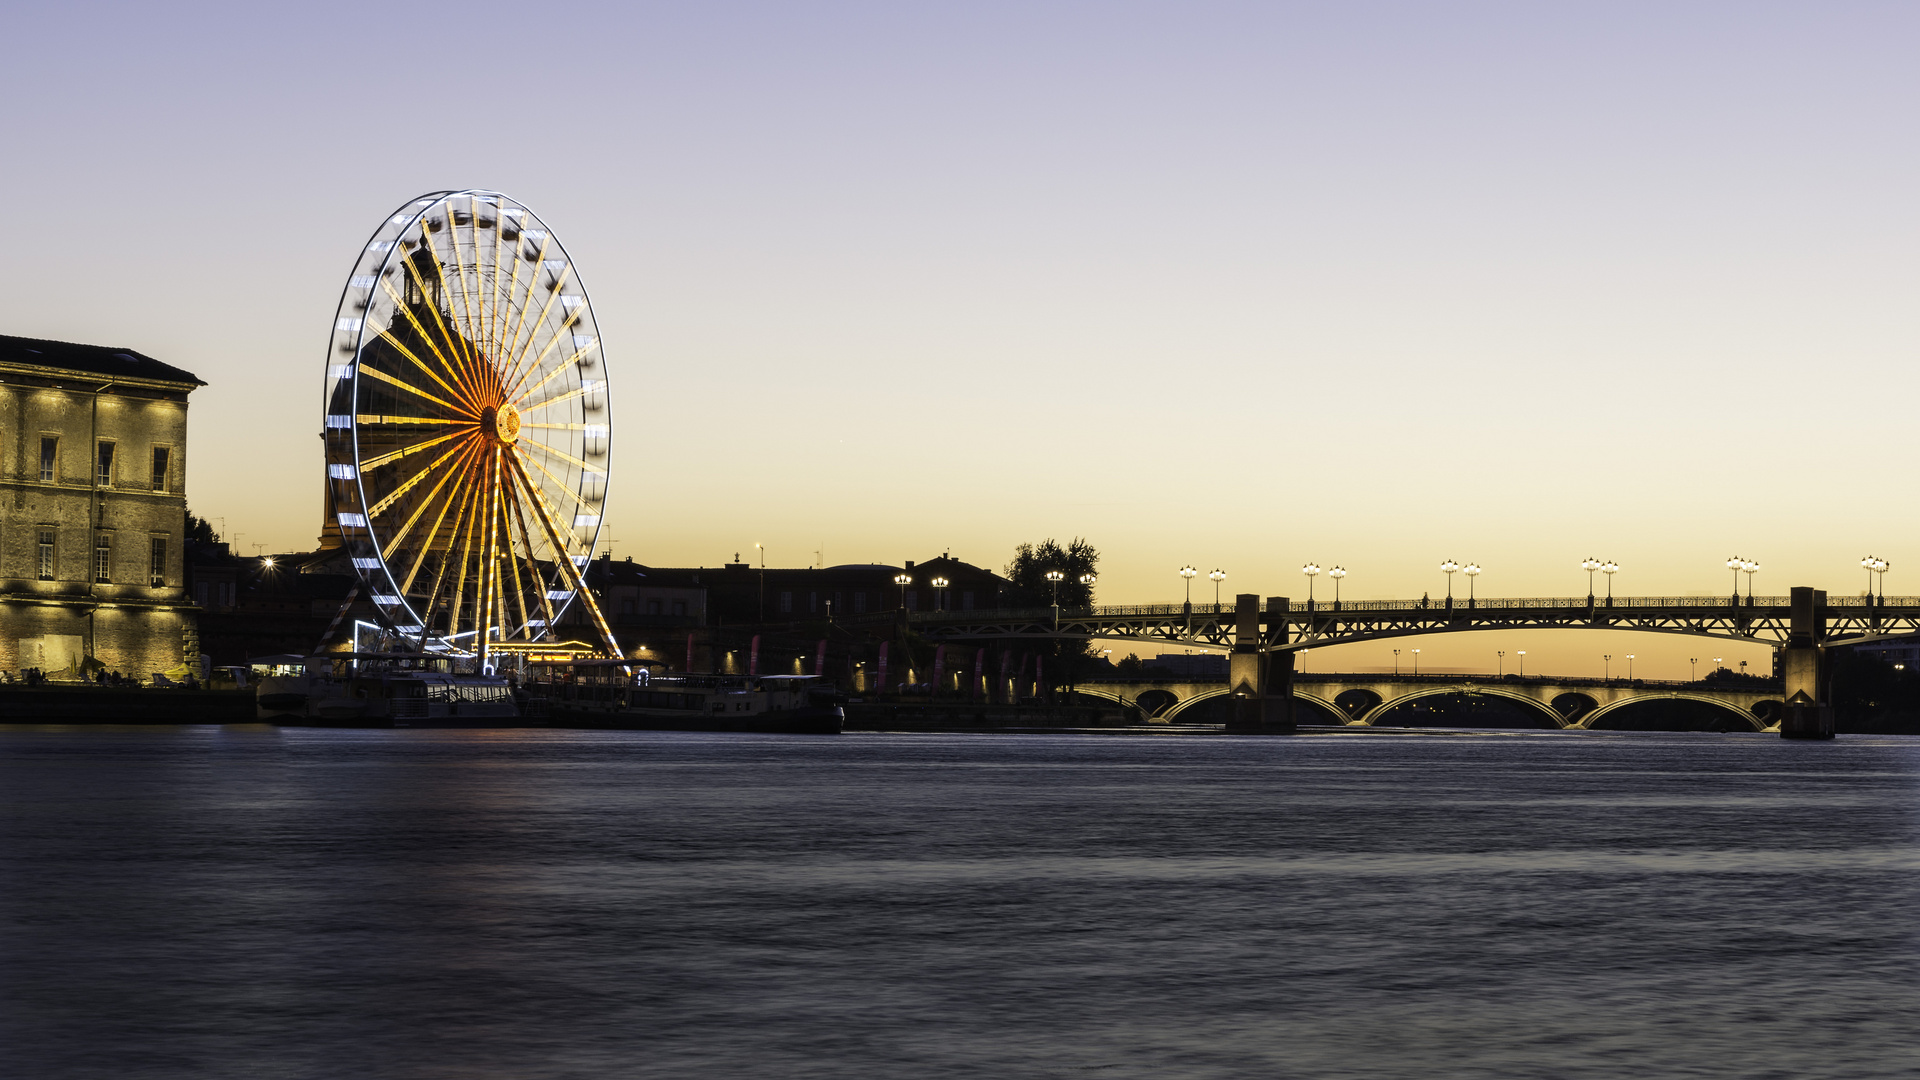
[1497,649,1505,677]
[931,575,950,611]
[1726,556,1743,603]
[1045,569,1066,606]
[1626,653,1635,680]
[1440,560,1459,601]
[1393,648,1401,675]
[1179,566,1197,608]
[1412,648,1421,675]
[1207,569,1226,611]
[1874,558,1890,600]
[1463,563,1481,604]
[1603,653,1612,682]
[1742,559,1759,601]
[1862,555,1877,599]
[1582,556,1602,600]
[1517,650,1526,677]
[1600,560,1619,603]
[1078,572,1097,608]
[1303,563,1321,603]
[894,572,912,610]
[1328,566,1347,608]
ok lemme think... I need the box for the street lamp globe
[1582,556,1602,597]
[1206,568,1226,611]
[1302,563,1321,603]
[1328,565,1347,605]
[1440,560,1460,600]
[1463,563,1481,601]
[1600,560,1619,601]
[1178,566,1197,607]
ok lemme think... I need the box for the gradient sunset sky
[4,2,1913,677]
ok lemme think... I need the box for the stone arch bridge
[1068,674,1783,731]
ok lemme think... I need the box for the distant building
[0,335,204,678]
[624,553,1008,626]
[1144,653,1229,677]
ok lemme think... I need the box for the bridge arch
[1159,686,1344,725]
[1582,693,1766,732]
[1358,685,1568,729]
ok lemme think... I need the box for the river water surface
[2,726,1916,1079]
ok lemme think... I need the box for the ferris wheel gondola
[322,190,620,665]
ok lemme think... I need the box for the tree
[1004,538,1099,609]
[185,508,220,544]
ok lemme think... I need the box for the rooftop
[0,334,205,387]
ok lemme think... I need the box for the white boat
[255,653,520,726]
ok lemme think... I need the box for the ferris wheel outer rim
[321,188,613,647]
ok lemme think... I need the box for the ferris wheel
[322,190,620,664]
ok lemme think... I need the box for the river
[2,726,1915,1078]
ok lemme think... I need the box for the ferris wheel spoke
[358,429,465,472]
[375,287,483,412]
[496,486,533,638]
[356,414,466,427]
[505,452,621,659]
[406,233,485,397]
[511,343,598,406]
[498,232,551,372]
[404,457,485,611]
[357,362,470,415]
[506,309,589,402]
[519,439,600,474]
[449,200,488,396]
[515,450,603,516]
[381,438,483,560]
[500,258,575,393]
[365,438,473,520]
[518,382,596,416]
[503,476,561,635]
[446,453,488,647]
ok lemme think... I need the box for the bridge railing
[884,595,1920,625]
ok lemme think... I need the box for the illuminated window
[151,447,170,492]
[150,538,167,587]
[94,534,111,583]
[39,437,56,482]
[38,529,54,580]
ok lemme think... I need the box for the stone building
[0,336,203,679]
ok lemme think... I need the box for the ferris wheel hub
[481,402,522,445]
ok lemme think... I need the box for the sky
[3,1,1914,678]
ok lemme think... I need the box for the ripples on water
[2,726,1916,1079]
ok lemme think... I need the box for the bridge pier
[1225,593,1294,733]
[1779,586,1834,739]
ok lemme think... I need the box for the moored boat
[533,662,842,733]
[255,653,520,727]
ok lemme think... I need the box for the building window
[963,590,975,610]
[906,590,918,611]
[647,599,662,615]
[95,534,112,583]
[671,600,686,616]
[150,537,167,587]
[96,442,115,488]
[620,598,635,615]
[808,591,817,614]
[38,529,55,580]
[39,437,57,483]
[151,447,170,492]
[779,590,793,613]
[854,591,868,614]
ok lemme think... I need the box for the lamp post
[1440,560,1459,602]
[1582,556,1601,601]
[1603,653,1612,682]
[1727,556,1743,604]
[1516,650,1525,677]
[1497,649,1505,677]
[931,575,950,611]
[1690,656,1698,680]
[1600,560,1618,605]
[1874,558,1890,601]
[1207,569,1226,612]
[1863,555,1877,600]
[1329,566,1346,608]
[1713,655,1723,677]
[1046,569,1066,631]
[1302,563,1321,604]
[894,572,912,610]
[1078,572,1097,610]
[1179,566,1197,608]
[1626,653,1635,681]
[1463,563,1481,606]
[1742,559,1759,602]
[1393,648,1401,675]
[1411,648,1421,675]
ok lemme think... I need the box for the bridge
[1067,674,1783,731]
[851,587,1873,738]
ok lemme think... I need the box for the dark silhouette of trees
[1004,538,1099,609]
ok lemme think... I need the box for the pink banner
[815,639,828,677]
[932,645,946,694]
[1034,655,1044,700]
[1000,650,1013,704]
[877,642,889,695]
[749,635,760,677]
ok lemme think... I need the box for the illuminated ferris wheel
[322,190,620,664]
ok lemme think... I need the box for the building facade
[0,336,203,678]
